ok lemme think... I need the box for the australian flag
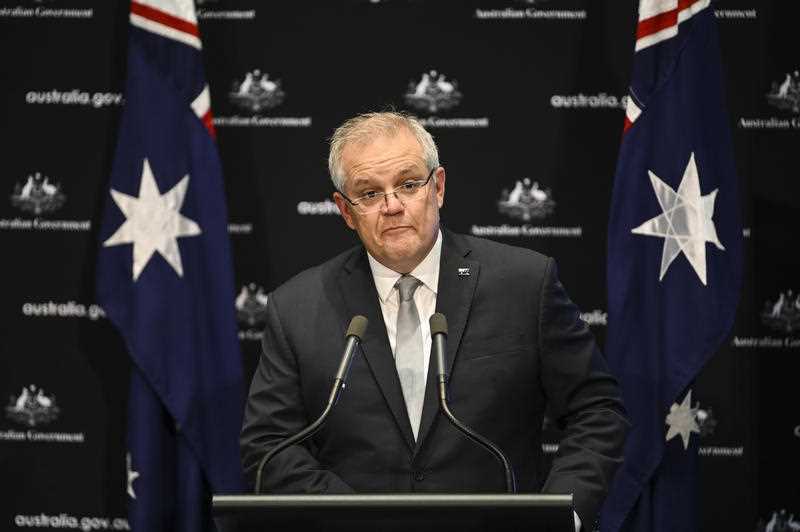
[601,1,742,531]
[96,1,244,531]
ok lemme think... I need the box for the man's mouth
[382,226,412,235]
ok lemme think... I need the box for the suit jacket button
[414,471,425,482]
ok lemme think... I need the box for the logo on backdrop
[0,0,93,19]
[713,6,758,20]
[400,70,489,128]
[766,70,800,114]
[404,70,462,114]
[297,199,340,215]
[474,0,586,21]
[754,510,800,532]
[236,283,269,327]
[761,289,800,334]
[21,301,105,320]
[214,69,311,128]
[236,283,268,341]
[5,385,59,427]
[1,385,85,443]
[497,178,555,221]
[2,172,91,232]
[25,89,123,108]
[229,69,285,112]
[550,93,627,110]
[11,171,65,215]
[471,178,582,239]
[695,406,717,438]
[579,309,607,327]
[739,68,800,130]
[732,290,800,349]
[196,0,256,21]
[228,221,254,235]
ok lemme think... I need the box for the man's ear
[333,192,357,230]
[434,166,446,208]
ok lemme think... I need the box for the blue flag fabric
[601,1,742,531]
[96,2,244,530]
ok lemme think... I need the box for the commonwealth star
[631,152,724,285]
[103,158,201,280]
[665,389,700,450]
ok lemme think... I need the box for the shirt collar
[367,229,442,303]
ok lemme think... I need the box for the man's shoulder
[447,230,551,270]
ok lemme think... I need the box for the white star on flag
[631,152,724,285]
[665,390,700,450]
[103,158,201,281]
[126,452,140,499]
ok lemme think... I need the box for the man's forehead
[343,128,422,159]
[343,133,426,178]
[349,164,421,183]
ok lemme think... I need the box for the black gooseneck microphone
[254,315,368,494]
[429,313,517,493]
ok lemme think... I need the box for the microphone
[330,315,369,405]
[429,313,517,493]
[254,315,368,494]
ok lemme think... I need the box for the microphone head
[345,315,368,340]
[429,313,448,336]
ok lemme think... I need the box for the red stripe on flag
[637,10,677,40]
[202,110,216,139]
[130,1,199,38]
[636,0,702,40]
[623,116,633,134]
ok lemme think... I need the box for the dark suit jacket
[241,229,628,526]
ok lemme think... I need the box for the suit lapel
[415,231,480,452]
[336,249,416,451]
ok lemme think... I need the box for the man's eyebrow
[396,166,420,177]
[350,175,376,189]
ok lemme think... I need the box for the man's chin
[377,240,420,270]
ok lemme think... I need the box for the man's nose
[381,192,404,214]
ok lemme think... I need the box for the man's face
[333,128,446,274]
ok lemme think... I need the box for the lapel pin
[457,267,470,277]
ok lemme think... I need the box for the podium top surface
[213,493,572,509]
[213,494,575,532]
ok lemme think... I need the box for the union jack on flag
[601,0,742,530]
[96,1,244,531]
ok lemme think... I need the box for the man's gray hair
[328,111,440,192]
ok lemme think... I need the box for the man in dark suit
[241,112,628,529]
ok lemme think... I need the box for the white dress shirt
[366,229,581,532]
[366,230,442,380]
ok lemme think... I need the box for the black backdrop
[1,1,798,531]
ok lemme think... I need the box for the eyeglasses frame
[337,167,437,214]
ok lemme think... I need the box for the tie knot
[396,275,421,302]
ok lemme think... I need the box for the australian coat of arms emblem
[6,385,60,427]
[235,283,269,328]
[229,69,285,113]
[11,172,66,215]
[761,290,800,334]
[404,70,462,114]
[498,178,556,221]
[766,70,800,113]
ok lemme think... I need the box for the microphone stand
[431,313,517,494]
[254,316,368,494]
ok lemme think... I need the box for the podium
[213,493,574,532]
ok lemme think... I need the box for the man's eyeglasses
[339,167,436,215]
